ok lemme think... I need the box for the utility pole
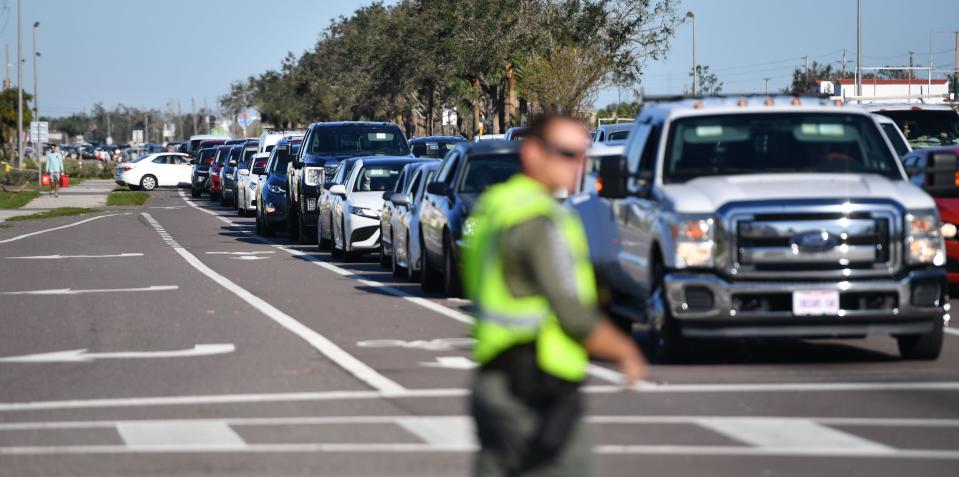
[687,11,696,96]
[204,98,210,134]
[31,21,39,178]
[177,100,182,141]
[840,49,848,78]
[144,114,149,145]
[803,55,810,88]
[856,0,862,103]
[16,0,23,168]
[106,113,111,144]
[763,78,770,95]
[908,51,914,101]
[191,96,198,137]
[4,44,10,90]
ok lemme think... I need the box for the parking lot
[0,189,956,476]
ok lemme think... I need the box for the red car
[209,145,233,200]
[902,146,959,292]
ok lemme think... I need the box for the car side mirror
[922,153,959,195]
[229,160,237,167]
[330,184,347,197]
[426,182,448,196]
[905,165,921,176]
[292,160,303,170]
[382,191,394,201]
[190,159,197,165]
[322,180,334,190]
[597,155,628,199]
[392,193,410,206]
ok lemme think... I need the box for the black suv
[287,122,410,244]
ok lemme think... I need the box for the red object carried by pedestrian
[60,174,69,188]
[41,173,50,185]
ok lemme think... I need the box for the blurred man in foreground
[464,114,646,476]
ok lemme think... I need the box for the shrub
[98,161,118,179]
[80,161,101,178]
[0,168,40,186]
[63,159,81,176]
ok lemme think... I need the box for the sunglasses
[539,139,586,161]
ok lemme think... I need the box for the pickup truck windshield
[873,110,959,149]
[663,113,902,183]
[459,154,521,193]
[307,129,409,157]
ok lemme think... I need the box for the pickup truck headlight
[671,217,715,268]
[351,207,379,219]
[304,167,323,186]
[906,212,945,266]
[269,184,286,194]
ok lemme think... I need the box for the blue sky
[3,0,958,117]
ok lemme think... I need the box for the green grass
[106,189,150,206]
[5,207,100,222]
[0,190,40,208]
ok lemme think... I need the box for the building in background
[820,79,953,104]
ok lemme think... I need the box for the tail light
[121,165,134,172]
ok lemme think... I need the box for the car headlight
[462,217,477,237]
[906,211,945,266]
[941,222,957,240]
[269,185,286,194]
[351,207,379,219]
[671,216,715,268]
[304,167,322,186]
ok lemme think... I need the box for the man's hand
[584,319,647,385]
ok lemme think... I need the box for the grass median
[5,207,100,222]
[0,190,40,209]
[106,189,150,206]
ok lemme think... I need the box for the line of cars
[172,97,958,363]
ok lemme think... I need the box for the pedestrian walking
[463,113,646,477]
[45,144,65,198]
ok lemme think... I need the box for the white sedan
[115,153,193,191]
[236,152,270,217]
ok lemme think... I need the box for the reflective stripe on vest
[464,174,596,382]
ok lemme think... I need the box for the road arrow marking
[1,285,178,296]
[419,356,477,370]
[6,253,144,260]
[0,344,236,363]
[205,251,275,255]
[231,255,269,261]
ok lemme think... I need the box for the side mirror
[905,165,921,176]
[190,159,197,165]
[322,180,334,190]
[239,169,250,176]
[382,191,394,201]
[426,181,448,196]
[597,155,628,199]
[229,160,237,167]
[392,193,410,206]
[330,184,347,197]
[922,153,959,195]
[292,161,303,170]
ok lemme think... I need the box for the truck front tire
[897,319,944,360]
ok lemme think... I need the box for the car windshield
[198,149,218,165]
[240,149,257,168]
[880,123,911,157]
[307,129,408,157]
[874,110,959,148]
[663,113,903,183]
[458,154,521,193]
[607,130,630,141]
[270,148,296,173]
[411,141,459,158]
[352,163,406,192]
[227,148,242,165]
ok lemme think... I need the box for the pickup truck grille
[727,204,900,280]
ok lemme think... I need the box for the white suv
[597,96,947,361]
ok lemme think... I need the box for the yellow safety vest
[463,174,596,382]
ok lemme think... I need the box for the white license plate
[306,198,317,211]
[792,290,840,316]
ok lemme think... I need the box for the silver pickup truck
[596,96,948,362]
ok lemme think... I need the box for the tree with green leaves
[688,65,722,95]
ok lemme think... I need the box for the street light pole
[16,0,22,169]
[855,0,862,103]
[32,21,39,184]
[687,11,696,96]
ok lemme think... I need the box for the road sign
[163,123,176,139]
[236,109,258,128]
[132,130,144,144]
[29,121,49,143]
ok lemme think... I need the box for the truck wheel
[298,213,316,245]
[647,257,685,363]
[897,319,944,360]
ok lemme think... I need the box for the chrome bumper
[663,270,946,338]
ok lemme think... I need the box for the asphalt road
[0,189,957,476]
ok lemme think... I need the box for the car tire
[298,213,316,245]
[255,211,263,235]
[420,233,442,292]
[140,175,157,191]
[442,233,462,298]
[220,190,229,207]
[287,205,299,239]
[261,211,275,238]
[380,230,391,268]
[897,319,944,360]
[191,186,200,198]
[406,232,420,283]
[646,255,685,363]
[318,214,332,251]
[331,218,344,259]
[391,240,406,278]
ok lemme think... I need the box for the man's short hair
[526,113,582,141]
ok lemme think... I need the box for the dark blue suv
[286,122,410,244]
[256,138,302,237]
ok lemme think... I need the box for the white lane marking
[419,356,477,369]
[396,416,476,447]
[1,285,178,296]
[5,415,959,432]
[0,213,130,244]
[592,445,959,459]
[629,380,959,393]
[117,421,246,448]
[6,253,144,260]
[945,327,959,337]
[0,344,235,363]
[205,251,275,255]
[232,255,268,261]
[697,417,892,452]
[177,190,624,384]
[140,212,404,395]
[357,338,476,351]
